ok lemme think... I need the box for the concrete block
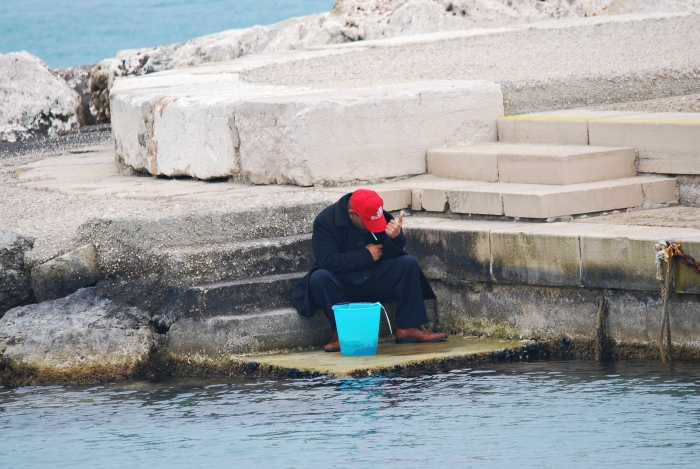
[411,188,423,211]
[421,188,448,212]
[497,144,636,185]
[235,81,504,186]
[588,113,700,175]
[490,223,585,287]
[427,145,499,182]
[498,116,589,145]
[30,244,101,302]
[404,219,503,283]
[501,178,644,218]
[498,111,644,145]
[641,177,677,204]
[111,90,158,173]
[447,188,503,215]
[374,188,412,211]
[579,225,700,292]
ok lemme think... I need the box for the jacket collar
[334,193,353,227]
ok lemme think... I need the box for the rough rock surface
[0,52,83,142]
[0,288,154,386]
[0,230,34,316]
[89,0,700,121]
[31,243,101,302]
[55,64,97,126]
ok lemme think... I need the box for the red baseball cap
[350,189,387,233]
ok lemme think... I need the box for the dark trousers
[309,255,429,331]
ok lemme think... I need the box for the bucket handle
[373,302,393,336]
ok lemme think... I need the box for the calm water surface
[0,0,335,69]
[2,360,700,468]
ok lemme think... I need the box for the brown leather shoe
[324,334,340,353]
[395,327,447,344]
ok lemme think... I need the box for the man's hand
[385,213,403,238]
[366,243,383,261]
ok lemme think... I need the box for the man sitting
[292,189,448,352]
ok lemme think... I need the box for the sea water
[2,360,700,468]
[0,0,335,69]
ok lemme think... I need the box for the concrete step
[413,175,676,219]
[498,111,700,175]
[155,234,313,286]
[427,143,636,185]
[166,272,304,320]
[165,308,332,356]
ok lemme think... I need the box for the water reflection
[2,360,700,468]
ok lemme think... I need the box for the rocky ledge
[0,288,156,387]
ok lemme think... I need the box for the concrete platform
[236,336,525,377]
[427,143,636,185]
[498,111,700,175]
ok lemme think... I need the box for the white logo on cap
[370,206,384,221]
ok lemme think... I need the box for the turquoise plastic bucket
[332,303,382,357]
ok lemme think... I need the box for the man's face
[348,210,369,232]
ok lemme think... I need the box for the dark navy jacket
[291,193,436,317]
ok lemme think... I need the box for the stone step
[155,234,313,286]
[402,217,700,294]
[165,308,332,356]
[427,143,636,185]
[498,111,700,175]
[166,272,305,320]
[413,175,676,219]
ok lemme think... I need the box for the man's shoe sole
[395,336,448,344]
[324,347,340,353]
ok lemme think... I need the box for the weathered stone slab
[497,144,636,185]
[497,110,644,145]
[31,244,100,302]
[0,288,154,386]
[580,225,700,292]
[448,187,504,215]
[427,145,499,182]
[235,81,503,186]
[403,219,504,283]
[501,177,645,218]
[641,177,677,205]
[0,231,34,315]
[588,112,700,175]
[165,308,332,356]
